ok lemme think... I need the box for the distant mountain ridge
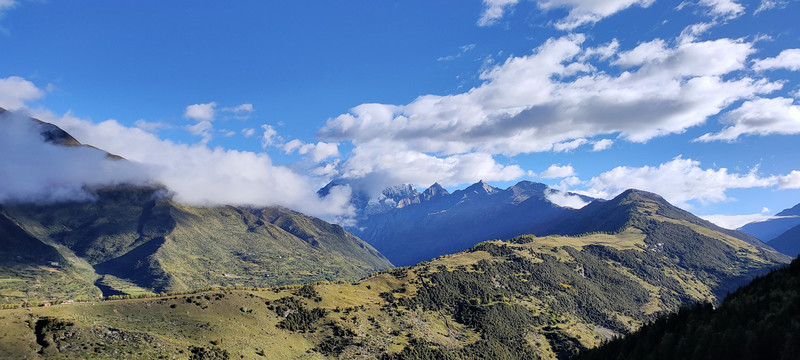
[768,223,800,257]
[739,202,800,258]
[325,179,590,266]
[739,202,800,242]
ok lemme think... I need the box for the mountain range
[0,108,795,359]
[0,187,789,359]
[324,179,594,266]
[738,203,800,258]
[0,110,391,305]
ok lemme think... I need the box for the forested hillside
[575,256,800,360]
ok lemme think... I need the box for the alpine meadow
[1,1,800,359]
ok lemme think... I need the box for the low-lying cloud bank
[0,112,149,203]
[0,110,354,223]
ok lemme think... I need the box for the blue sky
[1,0,799,227]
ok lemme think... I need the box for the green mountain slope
[575,256,800,360]
[0,185,392,304]
[768,223,800,257]
[0,190,788,359]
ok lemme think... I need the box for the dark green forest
[575,256,800,360]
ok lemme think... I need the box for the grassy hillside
[0,203,788,359]
[575,256,800,360]
[0,185,392,305]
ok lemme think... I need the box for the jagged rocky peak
[421,182,449,201]
[463,180,499,196]
[382,184,420,201]
[509,180,549,193]
[382,184,421,209]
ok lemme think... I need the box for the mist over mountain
[0,108,150,203]
[0,111,391,304]
[739,202,800,242]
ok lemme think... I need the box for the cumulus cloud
[183,102,217,122]
[283,139,340,162]
[311,34,788,196]
[0,111,150,203]
[779,170,800,189]
[539,164,576,178]
[584,156,777,208]
[0,76,45,110]
[30,110,354,223]
[592,138,614,151]
[695,97,800,141]
[241,128,256,137]
[320,35,774,158]
[753,49,800,71]
[478,0,520,26]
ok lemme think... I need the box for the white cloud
[33,110,353,222]
[320,36,774,157]
[222,103,254,119]
[539,0,656,30]
[779,170,800,189]
[261,124,281,148]
[478,0,519,26]
[753,49,800,71]
[0,0,15,18]
[478,0,658,29]
[183,102,217,122]
[700,213,782,229]
[0,111,150,203]
[700,0,745,19]
[241,128,256,137]
[678,0,744,19]
[592,138,614,151]
[338,141,525,196]
[695,97,800,141]
[438,44,476,62]
[584,156,778,208]
[134,119,169,132]
[283,140,340,162]
[755,0,789,14]
[312,34,787,196]
[0,76,45,110]
[545,189,590,209]
[678,22,716,44]
[539,164,576,178]
[186,120,213,144]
